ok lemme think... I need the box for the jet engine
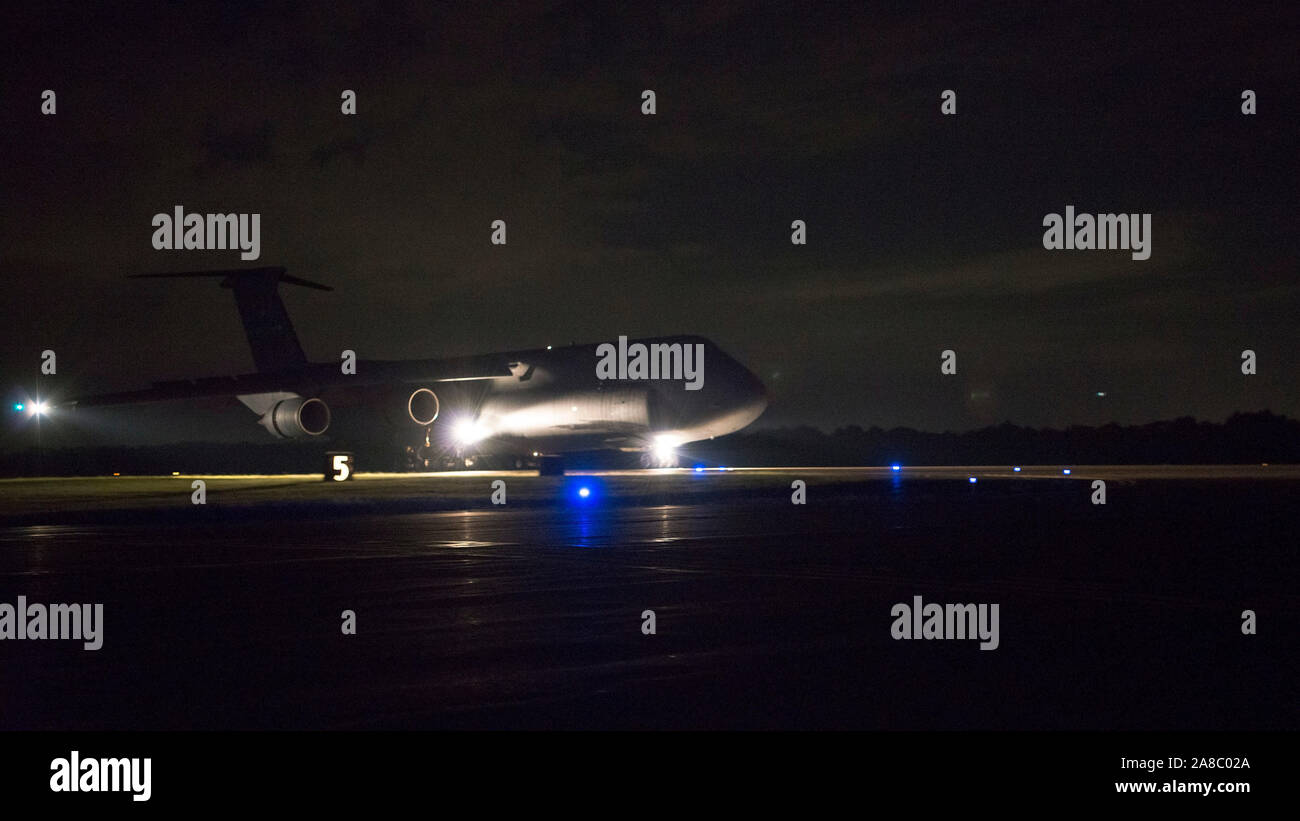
[407,388,441,426]
[259,397,331,438]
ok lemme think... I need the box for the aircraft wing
[62,355,515,408]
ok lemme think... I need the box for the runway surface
[1,467,1296,729]
[1,464,1296,524]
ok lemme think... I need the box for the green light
[12,403,23,413]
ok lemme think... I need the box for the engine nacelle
[259,397,331,439]
[407,388,440,426]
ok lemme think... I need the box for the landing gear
[539,456,566,476]
[399,425,468,471]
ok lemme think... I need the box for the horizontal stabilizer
[128,267,333,291]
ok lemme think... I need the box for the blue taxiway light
[1013,466,1021,472]
[566,477,604,501]
[891,464,901,471]
[968,477,977,483]
[1063,469,1072,475]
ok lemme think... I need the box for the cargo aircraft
[55,268,768,473]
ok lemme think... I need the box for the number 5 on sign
[327,452,354,482]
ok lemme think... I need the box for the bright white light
[652,435,677,464]
[452,417,490,445]
[644,435,681,468]
[31,401,49,416]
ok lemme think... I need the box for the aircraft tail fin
[129,267,331,373]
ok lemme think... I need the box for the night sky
[2,2,1296,445]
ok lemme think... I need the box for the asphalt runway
[1,467,1296,729]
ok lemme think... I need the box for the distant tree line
[687,411,1300,467]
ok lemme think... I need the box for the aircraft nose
[739,368,769,419]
